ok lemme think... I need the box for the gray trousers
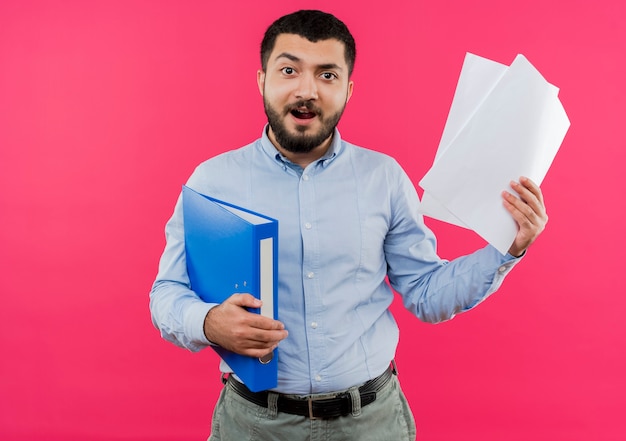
[207,375,416,441]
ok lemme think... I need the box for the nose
[295,73,318,101]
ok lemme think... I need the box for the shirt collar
[259,124,344,170]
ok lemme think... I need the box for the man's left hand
[503,176,548,257]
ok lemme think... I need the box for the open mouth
[290,107,317,120]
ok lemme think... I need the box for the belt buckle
[307,397,320,420]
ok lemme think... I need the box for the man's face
[258,34,354,154]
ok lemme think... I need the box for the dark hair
[260,10,356,76]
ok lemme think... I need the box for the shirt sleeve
[384,164,522,323]
[149,192,218,352]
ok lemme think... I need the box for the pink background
[1,1,625,440]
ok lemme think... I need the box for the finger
[519,176,542,197]
[228,293,263,309]
[241,327,288,353]
[509,179,545,216]
[236,331,288,358]
[229,309,287,339]
[227,294,287,331]
[231,337,276,358]
[503,192,547,247]
[243,346,280,359]
[516,177,546,208]
[225,318,287,347]
[503,196,532,226]
[509,180,538,209]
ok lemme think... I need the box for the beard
[263,97,345,154]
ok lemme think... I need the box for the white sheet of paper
[420,53,509,228]
[419,53,570,255]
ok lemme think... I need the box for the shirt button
[306,272,315,279]
[304,222,312,229]
[311,322,318,329]
[302,174,310,181]
[498,266,507,273]
[315,375,322,382]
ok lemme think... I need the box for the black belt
[227,365,395,419]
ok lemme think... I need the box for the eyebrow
[275,52,344,71]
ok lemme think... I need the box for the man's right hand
[203,293,288,358]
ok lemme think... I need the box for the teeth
[291,107,316,119]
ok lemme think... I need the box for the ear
[346,80,354,103]
[257,70,265,96]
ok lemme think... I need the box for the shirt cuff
[486,246,523,291]
[183,301,218,347]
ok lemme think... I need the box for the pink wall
[1,1,624,440]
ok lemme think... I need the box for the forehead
[268,33,348,69]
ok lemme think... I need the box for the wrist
[202,305,220,345]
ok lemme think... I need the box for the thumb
[228,293,262,309]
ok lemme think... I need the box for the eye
[321,72,337,80]
[281,67,296,75]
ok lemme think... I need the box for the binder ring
[259,351,273,364]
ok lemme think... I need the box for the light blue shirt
[150,126,521,394]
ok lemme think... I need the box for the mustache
[286,100,322,114]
